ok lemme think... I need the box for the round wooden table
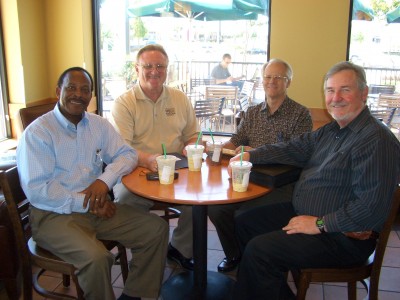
[122,155,271,300]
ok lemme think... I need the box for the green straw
[195,131,202,148]
[209,128,215,144]
[162,143,167,158]
[240,146,244,166]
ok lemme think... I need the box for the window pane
[95,0,270,135]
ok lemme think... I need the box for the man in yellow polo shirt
[110,44,200,271]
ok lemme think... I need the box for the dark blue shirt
[249,107,400,232]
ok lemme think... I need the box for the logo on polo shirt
[165,107,176,116]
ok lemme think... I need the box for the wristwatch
[316,217,326,233]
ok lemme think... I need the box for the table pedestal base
[161,271,234,300]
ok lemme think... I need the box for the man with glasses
[110,44,200,271]
[211,53,245,88]
[208,58,313,273]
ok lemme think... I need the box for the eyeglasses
[138,64,168,72]
[263,75,288,81]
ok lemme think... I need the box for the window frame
[0,13,11,141]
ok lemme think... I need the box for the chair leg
[347,282,357,300]
[3,278,20,300]
[118,244,129,284]
[63,274,71,287]
[295,273,311,300]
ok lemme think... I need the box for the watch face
[316,218,324,227]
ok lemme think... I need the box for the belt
[343,231,379,241]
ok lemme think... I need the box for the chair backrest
[377,93,400,108]
[368,186,400,296]
[369,84,396,95]
[240,81,255,97]
[194,97,225,118]
[238,81,255,111]
[370,107,396,126]
[0,166,33,300]
[205,86,238,102]
[19,103,56,129]
[190,78,216,91]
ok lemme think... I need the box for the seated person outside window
[211,53,245,89]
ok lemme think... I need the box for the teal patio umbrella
[128,0,268,21]
[352,0,374,21]
[386,6,400,23]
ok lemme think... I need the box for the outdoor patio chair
[205,85,238,132]
[194,97,225,131]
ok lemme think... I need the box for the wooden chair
[19,103,56,129]
[187,78,217,104]
[0,166,129,299]
[368,84,395,95]
[292,186,400,300]
[235,81,255,126]
[370,94,400,127]
[205,86,238,132]
[194,97,225,131]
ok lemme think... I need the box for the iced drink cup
[230,161,252,192]
[185,145,204,171]
[206,141,223,165]
[156,155,176,184]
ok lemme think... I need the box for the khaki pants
[30,203,169,299]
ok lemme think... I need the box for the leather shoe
[167,243,194,270]
[217,257,240,273]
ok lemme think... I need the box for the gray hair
[136,44,169,65]
[262,58,293,80]
[324,61,367,91]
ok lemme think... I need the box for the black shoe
[167,243,194,271]
[217,257,240,273]
[117,293,141,300]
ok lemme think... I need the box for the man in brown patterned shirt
[209,58,313,273]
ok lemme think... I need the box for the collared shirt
[110,84,199,154]
[230,97,313,148]
[16,104,138,214]
[211,63,231,80]
[249,107,400,232]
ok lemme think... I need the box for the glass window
[349,0,400,90]
[93,0,270,135]
[0,15,10,141]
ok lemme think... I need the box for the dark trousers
[233,202,376,300]
[208,183,294,259]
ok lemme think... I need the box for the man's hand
[81,179,110,211]
[228,152,250,177]
[235,145,253,154]
[282,215,320,235]
[140,152,160,172]
[93,200,116,219]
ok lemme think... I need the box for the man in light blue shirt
[17,67,168,300]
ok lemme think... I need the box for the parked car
[246,48,267,55]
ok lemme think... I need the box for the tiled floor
[18,213,400,300]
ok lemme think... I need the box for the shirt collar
[327,106,371,133]
[134,83,167,102]
[54,102,88,129]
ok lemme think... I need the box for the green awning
[386,6,400,23]
[353,0,374,21]
[128,0,268,21]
